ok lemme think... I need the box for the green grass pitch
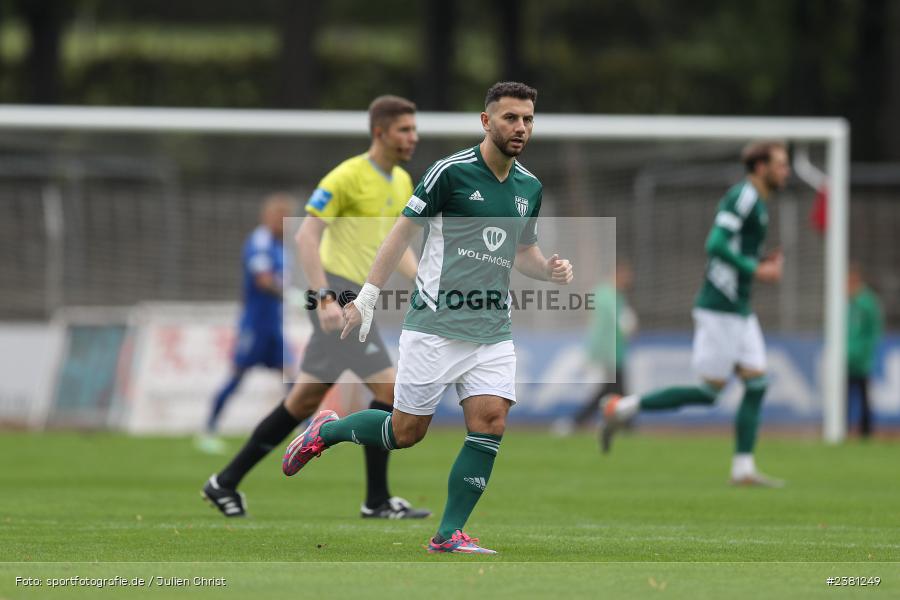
[1,429,897,598]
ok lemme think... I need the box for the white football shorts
[691,308,767,381]
[393,330,517,416]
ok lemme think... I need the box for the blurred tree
[496,0,523,83]
[18,0,68,103]
[278,0,320,108]
[884,1,900,160]
[1,0,899,158]
[418,0,455,110]
[849,0,889,160]
[780,0,835,116]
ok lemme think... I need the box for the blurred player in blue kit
[197,194,295,454]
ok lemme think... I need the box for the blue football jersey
[240,226,284,332]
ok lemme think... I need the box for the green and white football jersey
[401,145,543,343]
[695,181,769,315]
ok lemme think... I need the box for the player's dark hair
[368,95,416,133]
[484,81,538,109]
[741,140,787,173]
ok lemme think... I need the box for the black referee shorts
[298,272,393,384]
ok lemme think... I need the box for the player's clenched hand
[317,299,344,333]
[341,302,362,339]
[755,249,783,283]
[547,254,573,285]
[340,283,379,342]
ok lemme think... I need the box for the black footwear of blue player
[360,496,431,519]
[202,475,247,518]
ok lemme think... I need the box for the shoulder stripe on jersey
[422,156,473,192]
[514,161,537,178]
[514,164,538,180]
[425,157,478,193]
[715,211,742,231]
[422,148,474,183]
[735,183,758,217]
[423,150,475,189]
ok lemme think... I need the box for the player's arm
[253,272,283,300]
[296,215,343,332]
[395,174,420,281]
[755,248,783,283]
[365,215,420,287]
[246,245,283,299]
[706,223,758,275]
[341,215,420,340]
[511,189,572,283]
[295,215,330,291]
[514,244,573,284]
[705,206,783,283]
[396,246,419,280]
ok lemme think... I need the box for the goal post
[0,105,850,441]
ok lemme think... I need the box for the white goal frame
[0,105,850,443]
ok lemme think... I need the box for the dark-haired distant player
[282,82,574,554]
[197,194,296,455]
[203,96,429,519]
[601,141,790,487]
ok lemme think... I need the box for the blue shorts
[233,327,293,370]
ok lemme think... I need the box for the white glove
[284,286,309,309]
[352,283,380,342]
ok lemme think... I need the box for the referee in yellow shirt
[203,96,429,519]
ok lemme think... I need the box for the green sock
[436,432,501,540]
[639,384,718,411]
[736,376,766,453]
[319,409,397,450]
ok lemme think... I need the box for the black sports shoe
[360,496,431,519]
[202,475,247,517]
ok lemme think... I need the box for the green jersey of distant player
[695,181,769,316]
[401,144,542,343]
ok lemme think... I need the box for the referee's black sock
[217,402,300,489]
[363,400,393,508]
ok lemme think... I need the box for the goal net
[0,107,851,440]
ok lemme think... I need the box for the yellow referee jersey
[305,153,413,285]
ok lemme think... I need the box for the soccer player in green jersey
[281,82,574,554]
[601,141,790,487]
[846,262,883,438]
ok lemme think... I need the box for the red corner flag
[809,185,828,235]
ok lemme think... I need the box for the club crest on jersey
[482,227,507,252]
[515,196,529,217]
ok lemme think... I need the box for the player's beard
[490,129,526,158]
[766,172,786,191]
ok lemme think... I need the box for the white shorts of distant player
[394,330,517,416]
[691,308,767,381]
